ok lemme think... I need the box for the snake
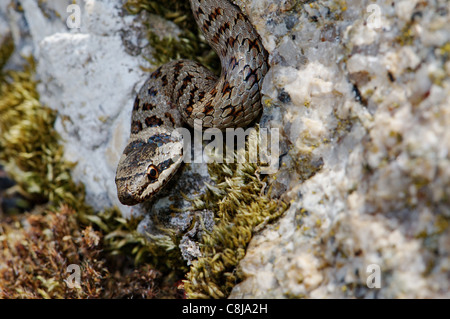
[115,0,269,205]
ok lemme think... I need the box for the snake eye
[146,165,159,179]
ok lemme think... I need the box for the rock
[230,0,450,298]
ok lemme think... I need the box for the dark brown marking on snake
[228,56,239,70]
[180,74,193,91]
[234,12,246,25]
[232,110,243,121]
[221,104,234,118]
[209,87,218,96]
[196,6,205,17]
[243,65,257,83]
[185,105,193,117]
[203,100,214,116]
[145,116,164,128]
[148,87,158,97]
[131,120,143,134]
[227,36,237,48]
[174,61,184,71]
[218,22,230,34]
[150,67,162,79]
[202,19,212,33]
[221,81,233,98]
[211,33,220,44]
[165,112,176,126]
[198,91,206,101]
[161,74,168,86]
[245,38,262,54]
[177,74,194,103]
[142,102,155,111]
[188,85,199,107]
[209,7,223,21]
[133,97,140,111]
[172,62,184,88]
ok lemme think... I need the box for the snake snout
[117,190,136,206]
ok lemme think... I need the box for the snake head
[115,131,183,205]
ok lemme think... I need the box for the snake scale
[115,0,269,205]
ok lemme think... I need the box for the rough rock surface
[230,0,450,298]
[1,0,449,298]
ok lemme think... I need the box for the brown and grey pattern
[115,0,269,205]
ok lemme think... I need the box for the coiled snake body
[116,0,268,205]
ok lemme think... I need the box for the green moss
[184,131,289,298]
[94,207,188,275]
[0,32,14,71]
[438,42,450,61]
[397,22,415,46]
[0,58,89,214]
[0,205,181,298]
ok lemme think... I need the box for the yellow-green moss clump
[183,137,288,299]
[0,58,88,213]
[95,206,188,275]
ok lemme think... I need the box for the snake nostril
[118,190,136,206]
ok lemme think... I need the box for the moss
[183,131,289,298]
[123,0,220,73]
[0,205,107,298]
[0,205,180,298]
[0,57,89,215]
[438,42,450,61]
[290,149,324,181]
[0,32,14,71]
[397,22,416,46]
[93,207,188,275]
